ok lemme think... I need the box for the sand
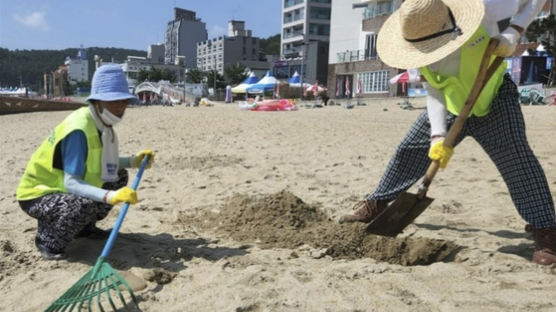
[1,99,556,311]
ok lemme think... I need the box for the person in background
[16,65,155,260]
[339,0,556,265]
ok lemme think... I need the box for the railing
[283,49,303,57]
[337,50,378,63]
[284,15,304,24]
[363,3,394,20]
[283,32,304,39]
[284,0,304,9]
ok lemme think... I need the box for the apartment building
[278,0,331,84]
[328,0,403,99]
[196,21,270,77]
[165,8,208,68]
[64,47,89,84]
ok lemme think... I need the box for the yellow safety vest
[16,107,103,200]
[420,26,507,117]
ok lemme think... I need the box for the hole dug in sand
[190,190,460,266]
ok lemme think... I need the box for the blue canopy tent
[288,71,301,86]
[231,72,260,94]
[246,71,278,94]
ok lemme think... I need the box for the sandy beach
[2,99,556,311]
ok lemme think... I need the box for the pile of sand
[188,190,459,265]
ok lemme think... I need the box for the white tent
[231,72,259,94]
[246,71,278,94]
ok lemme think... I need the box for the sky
[0,0,282,51]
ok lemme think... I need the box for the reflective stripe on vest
[16,107,103,200]
[420,26,507,117]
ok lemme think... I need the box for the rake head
[45,258,138,312]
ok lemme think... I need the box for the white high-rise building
[64,47,89,84]
[280,0,331,58]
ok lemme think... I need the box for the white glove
[493,27,521,57]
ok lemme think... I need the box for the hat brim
[377,0,485,69]
[86,92,138,105]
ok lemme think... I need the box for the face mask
[100,108,122,125]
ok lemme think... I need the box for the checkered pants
[19,169,128,253]
[367,75,555,228]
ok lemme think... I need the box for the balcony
[363,2,394,20]
[283,31,305,39]
[284,0,304,9]
[337,49,377,63]
[283,15,304,24]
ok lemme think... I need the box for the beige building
[327,0,403,99]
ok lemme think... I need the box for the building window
[364,1,395,19]
[309,7,330,20]
[365,33,377,59]
[359,71,389,93]
[284,0,304,8]
[308,23,329,36]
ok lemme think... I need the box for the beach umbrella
[389,68,424,84]
[306,81,326,93]
[389,69,424,94]
[356,78,362,96]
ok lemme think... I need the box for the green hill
[0,47,147,92]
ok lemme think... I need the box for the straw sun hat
[377,0,485,69]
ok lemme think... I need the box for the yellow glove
[429,139,454,169]
[106,187,138,205]
[132,149,155,169]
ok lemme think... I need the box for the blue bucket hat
[87,65,137,104]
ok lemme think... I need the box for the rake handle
[418,39,504,197]
[100,155,150,259]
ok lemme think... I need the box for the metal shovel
[367,39,504,237]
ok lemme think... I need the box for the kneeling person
[16,65,155,260]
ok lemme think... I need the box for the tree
[186,68,203,83]
[160,68,175,82]
[260,34,281,55]
[0,47,146,91]
[138,68,149,82]
[206,70,226,89]
[225,63,248,85]
[526,14,556,86]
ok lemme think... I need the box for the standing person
[339,0,556,265]
[16,65,155,260]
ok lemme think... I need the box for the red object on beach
[250,99,296,111]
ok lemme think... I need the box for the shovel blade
[366,192,434,237]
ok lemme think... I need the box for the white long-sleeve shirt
[425,0,546,137]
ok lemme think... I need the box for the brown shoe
[338,199,387,224]
[531,226,556,265]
